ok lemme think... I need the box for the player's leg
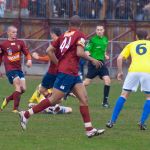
[40,72,56,98]
[19,73,70,130]
[1,71,21,111]
[19,88,65,130]
[12,77,22,112]
[139,73,150,130]
[83,61,97,86]
[99,65,111,108]
[101,75,111,107]
[106,72,139,128]
[73,82,105,137]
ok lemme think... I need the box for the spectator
[135,0,148,21]
[20,0,29,18]
[143,2,150,20]
[115,0,133,20]
[0,0,6,18]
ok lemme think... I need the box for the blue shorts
[86,61,109,79]
[41,72,57,89]
[6,70,25,84]
[53,73,82,93]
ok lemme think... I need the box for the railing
[0,0,149,21]
[0,38,130,78]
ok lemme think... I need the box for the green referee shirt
[85,35,108,60]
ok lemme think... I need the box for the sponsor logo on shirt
[7,48,13,56]
[77,38,85,47]
[11,43,15,45]
[7,52,20,62]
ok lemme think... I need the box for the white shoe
[86,128,105,138]
[19,111,28,130]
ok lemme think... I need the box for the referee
[83,25,111,108]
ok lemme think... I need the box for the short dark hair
[69,15,81,27]
[136,30,148,40]
[51,27,61,36]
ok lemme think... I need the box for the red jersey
[0,39,31,72]
[47,48,61,74]
[51,29,86,76]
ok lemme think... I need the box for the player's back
[127,40,150,73]
[52,29,85,76]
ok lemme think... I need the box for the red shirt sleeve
[37,55,49,62]
[21,40,32,60]
[51,37,60,50]
[76,33,86,48]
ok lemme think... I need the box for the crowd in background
[0,0,150,20]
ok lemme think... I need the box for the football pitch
[0,76,150,150]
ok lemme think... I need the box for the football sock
[80,106,93,131]
[103,85,110,104]
[6,92,14,103]
[24,99,51,119]
[140,100,150,124]
[111,96,126,122]
[13,91,21,110]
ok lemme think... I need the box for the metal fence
[0,38,130,78]
[0,0,150,20]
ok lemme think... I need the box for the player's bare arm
[117,54,124,81]
[77,45,103,68]
[46,45,58,64]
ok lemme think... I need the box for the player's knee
[79,95,88,105]
[83,79,90,86]
[103,76,111,85]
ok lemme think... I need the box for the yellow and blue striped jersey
[120,40,150,73]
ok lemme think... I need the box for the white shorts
[123,72,150,93]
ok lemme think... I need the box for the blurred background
[0,0,149,77]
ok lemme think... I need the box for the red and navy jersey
[47,48,61,74]
[51,29,86,76]
[0,39,31,72]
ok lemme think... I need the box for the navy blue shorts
[86,61,109,79]
[53,72,82,93]
[6,70,25,84]
[41,72,57,89]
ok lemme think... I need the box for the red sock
[6,93,14,103]
[24,99,51,119]
[13,91,21,110]
[80,106,93,131]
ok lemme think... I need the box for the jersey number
[60,37,72,53]
[136,43,147,55]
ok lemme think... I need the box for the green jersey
[85,35,108,60]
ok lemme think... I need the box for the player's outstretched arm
[46,45,58,64]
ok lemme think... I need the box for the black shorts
[86,61,109,79]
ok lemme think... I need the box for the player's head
[69,15,81,28]
[50,27,61,41]
[7,25,17,40]
[136,30,148,40]
[96,25,105,37]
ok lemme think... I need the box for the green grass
[0,76,150,150]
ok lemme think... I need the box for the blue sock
[111,96,126,122]
[140,100,150,124]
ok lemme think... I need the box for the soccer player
[83,25,111,108]
[19,15,105,138]
[106,30,150,130]
[28,84,72,114]
[0,25,32,112]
